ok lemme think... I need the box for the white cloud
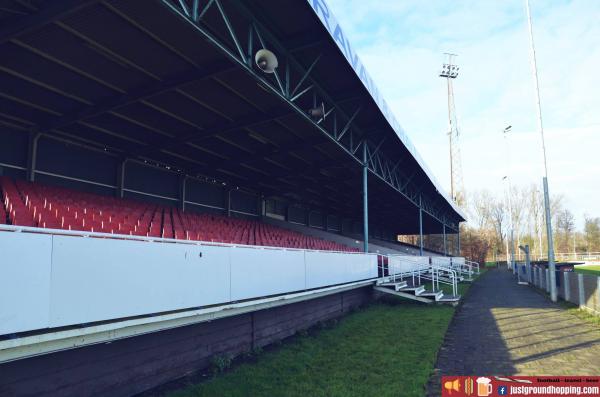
[327,0,600,227]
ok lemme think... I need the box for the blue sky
[325,0,600,228]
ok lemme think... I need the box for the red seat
[0,177,356,251]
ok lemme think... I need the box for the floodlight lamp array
[439,63,459,78]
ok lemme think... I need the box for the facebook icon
[498,385,508,395]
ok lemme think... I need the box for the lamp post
[503,125,515,272]
[525,0,557,301]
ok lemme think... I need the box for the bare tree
[556,208,575,253]
[584,215,600,252]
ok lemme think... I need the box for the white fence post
[564,272,569,301]
[578,274,585,308]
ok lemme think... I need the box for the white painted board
[49,236,231,327]
[305,252,377,289]
[230,247,305,301]
[0,232,52,334]
[388,255,429,275]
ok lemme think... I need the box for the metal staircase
[373,255,480,305]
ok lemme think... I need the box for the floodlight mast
[525,0,556,301]
[439,53,464,206]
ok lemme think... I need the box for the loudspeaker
[308,102,325,119]
[255,49,278,73]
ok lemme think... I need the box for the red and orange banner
[441,376,600,397]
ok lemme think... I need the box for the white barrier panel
[0,228,379,335]
[305,251,377,288]
[388,255,429,275]
[431,256,451,267]
[230,247,305,301]
[452,257,465,266]
[50,236,231,327]
[0,233,53,334]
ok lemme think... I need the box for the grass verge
[574,265,600,276]
[558,300,600,327]
[166,302,454,397]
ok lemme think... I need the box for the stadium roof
[0,0,465,234]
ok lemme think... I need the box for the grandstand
[0,0,466,395]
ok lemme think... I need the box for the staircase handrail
[430,265,458,296]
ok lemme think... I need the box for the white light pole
[503,125,515,272]
[525,0,557,301]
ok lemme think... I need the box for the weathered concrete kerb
[427,268,600,396]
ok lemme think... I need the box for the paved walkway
[428,268,600,393]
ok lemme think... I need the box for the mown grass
[167,302,455,397]
[574,264,600,276]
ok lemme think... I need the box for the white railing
[386,254,429,285]
[554,252,600,262]
[0,225,378,336]
[465,260,480,274]
[530,252,600,262]
[385,255,459,297]
[414,266,458,297]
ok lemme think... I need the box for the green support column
[116,159,126,199]
[443,223,447,256]
[26,132,40,182]
[419,206,424,256]
[362,143,368,253]
[457,226,461,256]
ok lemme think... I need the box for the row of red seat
[0,199,6,224]
[0,177,358,252]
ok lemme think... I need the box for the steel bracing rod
[246,23,254,65]
[401,171,418,190]
[191,0,217,22]
[316,106,334,124]
[351,136,364,155]
[285,62,290,96]
[290,54,322,97]
[337,106,361,142]
[364,144,373,169]
[390,158,404,174]
[0,0,100,44]
[178,0,190,16]
[367,137,387,163]
[290,84,313,102]
[375,152,384,175]
[214,0,245,61]
[161,0,448,225]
